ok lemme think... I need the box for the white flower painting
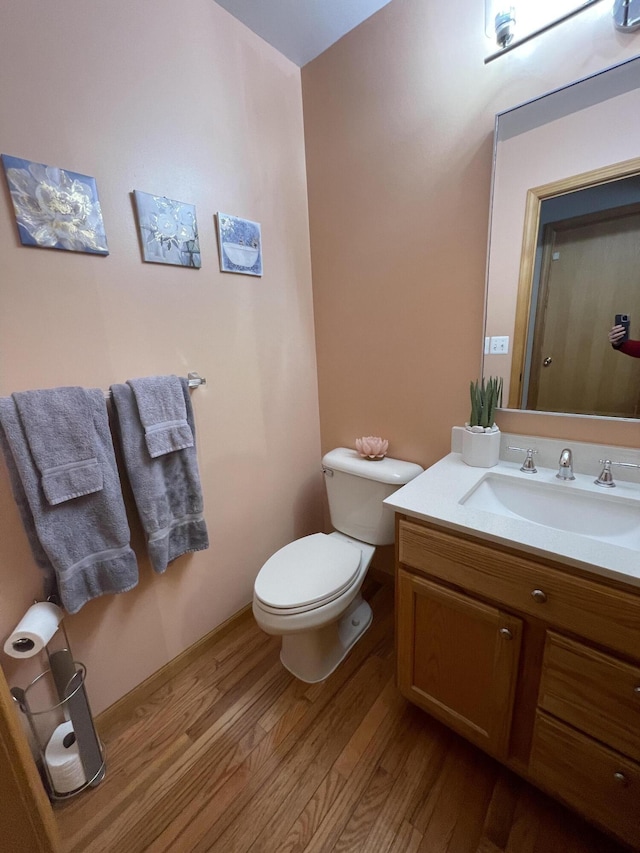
[216,213,262,276]
[1,154,109,255]
[134,190,201,268]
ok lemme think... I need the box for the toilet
[252,447,424,683]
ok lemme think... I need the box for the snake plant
[468,376,503,429]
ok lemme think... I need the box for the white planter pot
[461,427,500,468]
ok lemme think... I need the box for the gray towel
[13,387,104,505]
[110,377,209,574]
[128,375,194,459]
[0,421,57,598]
[0,389,139,614]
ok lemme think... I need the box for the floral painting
[133,190,201,268]
[216,213,262,276]
[1,154,109,255]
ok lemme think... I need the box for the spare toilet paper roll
[45,721,87,794]
[3,602,63,658]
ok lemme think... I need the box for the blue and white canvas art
[216,213,262,276]
[1,154,109,255]
[134,190,201,268]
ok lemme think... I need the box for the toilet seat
[254,533,362,614]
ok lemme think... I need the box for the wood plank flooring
[54,580,628,853]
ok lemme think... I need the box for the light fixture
[494,6,517,47]
[613,0,640,31]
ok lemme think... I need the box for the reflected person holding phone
[609,314,640,357]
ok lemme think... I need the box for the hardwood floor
[54,580,628,853]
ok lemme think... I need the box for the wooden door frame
[0,663,59,852]
[525,220,556,410]
[508,155,640,409]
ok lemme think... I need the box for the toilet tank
[322,448,424,546]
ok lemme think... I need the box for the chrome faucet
[556,448,575,481]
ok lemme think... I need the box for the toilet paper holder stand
[10,604,106,800]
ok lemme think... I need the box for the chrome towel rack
[103,372,206,399]
[186,372,207,389]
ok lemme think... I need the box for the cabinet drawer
[529,712,640,849]
[398,520,640,659]
[539,632,640,762]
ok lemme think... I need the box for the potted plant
[461,376,503,467]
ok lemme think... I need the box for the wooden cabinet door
[397,569,522,758]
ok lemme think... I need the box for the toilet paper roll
[45,721,87,794]
[3,602,63,658]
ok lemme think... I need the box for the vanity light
[495,6,517,46]
[484,0,517,45]
[485,0,606,61]
[613,0,640,30]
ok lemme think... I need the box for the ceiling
[214,0,394,66]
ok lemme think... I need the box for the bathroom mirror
[483,55,640,419]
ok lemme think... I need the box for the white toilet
[252,447,424,683]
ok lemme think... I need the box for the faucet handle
[507,446,538,473]
[595,459,640,488]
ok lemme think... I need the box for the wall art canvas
[133,190,201,268]
[216,213,262,276]
[1,154,109,255]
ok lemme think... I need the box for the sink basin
[460,473,640,548]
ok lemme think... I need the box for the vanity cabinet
[395,516,640,849]
[396,570,522,757]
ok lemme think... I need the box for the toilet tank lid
[322,448,424,485]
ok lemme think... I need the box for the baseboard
[96,602,253,733]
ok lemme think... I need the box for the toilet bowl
[252,448,424,684]
[253,532,375,682]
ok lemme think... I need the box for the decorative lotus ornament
[355,436,389,460]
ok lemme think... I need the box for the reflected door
[528,208,640,416]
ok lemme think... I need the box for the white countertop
[384,451,640,589]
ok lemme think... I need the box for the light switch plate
[490,335,509,354]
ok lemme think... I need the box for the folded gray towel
[111,377,209,573]
[0,420,57,598]
[128,375,194,459]
[13,387,104,505]
[0,389,139,613]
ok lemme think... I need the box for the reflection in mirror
[484,56,640,420]
[512,163,640,416]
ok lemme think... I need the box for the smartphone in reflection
[615,313,630,342]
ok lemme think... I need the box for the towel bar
[186,372,207,389]
[103,372,206,399]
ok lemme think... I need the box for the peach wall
[0,1,322,713]
[303,0,640,471]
